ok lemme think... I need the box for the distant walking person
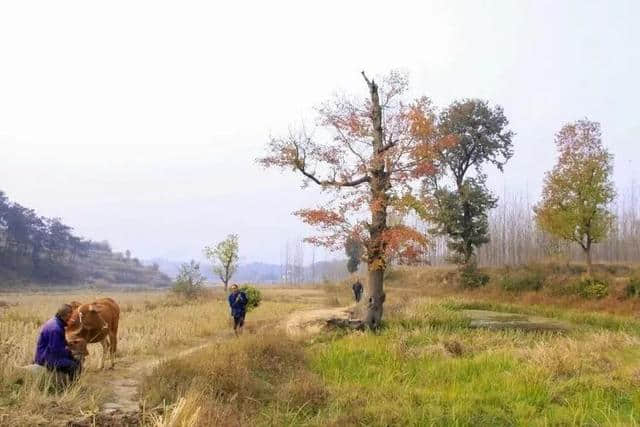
[228,284,248,336]
[34,304,82,384]
[352,280,363,303]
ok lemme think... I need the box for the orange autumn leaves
[259,70,455,266]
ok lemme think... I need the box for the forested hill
[0,190,170,287]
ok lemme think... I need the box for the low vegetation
[3,264,640,425]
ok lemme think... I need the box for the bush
[577,277,609,299]
[459,262,489,289]
[239,285,262,312]
[623,277,640,298]
[172,260,205,299]
[500,269,545,292]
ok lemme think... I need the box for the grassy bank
[142,294,640,426]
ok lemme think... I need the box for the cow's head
[76,304,106,330]
[66,334,88,362]
[65,301,83,329]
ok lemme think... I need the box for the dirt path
[68,334,229,427]
[67,300,345,426]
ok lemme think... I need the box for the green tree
[172,260,205,299]
[535,119,615,276]
[204,234,239,291]
[344,236,364,274]
[425,99,514,269]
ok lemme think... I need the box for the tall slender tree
[259,71,448,329]
[535,119,615,276]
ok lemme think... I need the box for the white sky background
[0,0,638,264]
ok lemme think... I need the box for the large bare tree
[259,71,449,328]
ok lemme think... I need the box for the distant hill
[148,258,351,284]
[0,190,170,287]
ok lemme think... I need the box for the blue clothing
[34,316,77,369]
[228,291,248,317]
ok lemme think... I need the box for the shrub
[459,262,489,288]
[500,269,545,292]
[239,285,262,312]
[172,260,205,299]
[623,277,640,299]
[577,277,609,299]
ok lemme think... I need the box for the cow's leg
[99,339,108,370]
[108,331,117,369]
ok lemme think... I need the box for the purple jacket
[34,316,77,369]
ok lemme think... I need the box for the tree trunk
[223,279,228,292]
[362,72,388,330]
[585,246,593,277]
[364,268,385,329]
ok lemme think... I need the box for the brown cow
[66,298,120,369]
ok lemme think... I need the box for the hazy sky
[1,1,638,264]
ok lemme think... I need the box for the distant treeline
[0,190,170,286]
[418,183,640,267]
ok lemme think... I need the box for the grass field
[3,265,640,426]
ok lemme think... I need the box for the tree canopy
[424,99,514,269]
[535,119,615,275]
[204,234,239,291]
[260,71,450,328]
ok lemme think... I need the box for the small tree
[425,99,514,271]
[344,236,364,274]
[172,260,205,298]
[535,119,615,276]
[204,234,239,291]
[259,71,446,329]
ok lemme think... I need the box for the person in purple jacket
[34,304,81,382]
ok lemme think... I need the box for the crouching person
[34,304,82,385]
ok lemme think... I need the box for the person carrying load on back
[352,280,363,303]
[228,284,248,336]
[34,304,82,384]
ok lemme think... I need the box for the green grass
[131,290,640,426]
[442,298,640,334]
[305,299,640,426]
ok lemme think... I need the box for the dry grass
[141,332,328,426]
[382,264,640,316]
[4,265,640,425]
[0,287,313,425]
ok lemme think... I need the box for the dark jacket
[34,316,77,369]
[228,291,248,317]
[352,281,363,294]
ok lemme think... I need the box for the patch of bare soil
[285,305,360,336]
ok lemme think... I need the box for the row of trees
[0,190,171,285]
[0,190,91,281]
[260,70,615,329]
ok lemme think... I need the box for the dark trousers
[233,314,245,329]
[48,362,81,384]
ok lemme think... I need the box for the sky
[1,0,639,264]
